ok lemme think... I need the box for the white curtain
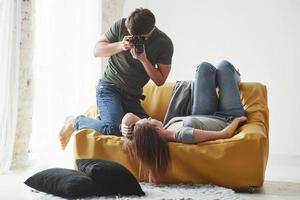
[0,0,20,173]
[30,0,102,168]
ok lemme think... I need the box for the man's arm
[93,35,133,57]
[141,61,171,86]
[130,48,171,86]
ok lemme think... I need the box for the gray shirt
[103,18,174,98]
[164,115,229,144]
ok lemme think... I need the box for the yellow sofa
[73,82,269,189]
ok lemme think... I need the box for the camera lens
[135,45,144,54]
[131,36,145,54]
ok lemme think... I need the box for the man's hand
[130,46,147,62]
[121,36,134,51]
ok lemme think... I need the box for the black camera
[128,36,146,54]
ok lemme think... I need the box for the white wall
[123,0,300,155]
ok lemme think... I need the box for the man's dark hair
[125,8,155,35]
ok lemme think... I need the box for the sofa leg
[234,186,260,193]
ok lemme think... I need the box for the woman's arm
[121,113,141,134]
[193,116,247,143]
[193,129,229,143]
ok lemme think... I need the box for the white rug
[29,183,248,200]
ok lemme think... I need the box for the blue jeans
[192,60,245,121]
[74,80,148,135]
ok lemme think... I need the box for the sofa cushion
[24,168,97,198]
[76,159,145,196]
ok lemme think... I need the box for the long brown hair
[123,123,170,182]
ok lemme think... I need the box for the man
[59,8,173,150]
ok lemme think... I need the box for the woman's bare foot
[59,116,75,150]
[222,116,247,138]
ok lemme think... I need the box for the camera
[128,36,146,54]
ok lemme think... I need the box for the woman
[122,60,247,182]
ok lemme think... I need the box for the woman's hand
[121,113,141,136]
[222,116,247,138]
[121,123,134,136]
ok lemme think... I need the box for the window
[30,0,101,167]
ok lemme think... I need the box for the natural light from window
[30,0,101,168]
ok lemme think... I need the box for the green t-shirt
[102,18,174,98]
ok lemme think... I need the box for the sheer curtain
[0,0,20,173]
[31,0,102,168]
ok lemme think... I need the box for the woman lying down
[121,61,247,182]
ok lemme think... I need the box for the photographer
[59,8,173,149]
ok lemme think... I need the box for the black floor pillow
[76,159,145,196]
[24,168,98,198]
